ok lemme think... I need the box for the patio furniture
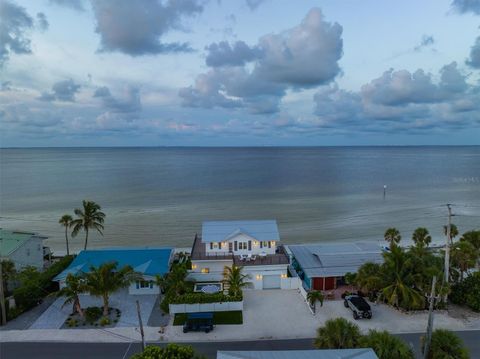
[239,254,248,261]
[246,254,253,261]
[259,251,267,258]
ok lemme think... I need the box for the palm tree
[451,240,479,281]
[443,224,459,242]
[384,228,401,248]
[306,290,324,314]
[460,230,480,250]
[223,265,250,297]
[59,214,73,255]
[71,200,106,250]
[86,262,141,316]
[57,274,88,318]
[423,329,469,359]
[412,227,432,248]
[166,263,189,296]
[314,318,361,349]
[380,245,424,310]
[344,272,357,292]
[360,329,414,359]
[355,262,383,296]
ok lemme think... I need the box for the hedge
[450,272,480,312]
[169,292,243,305]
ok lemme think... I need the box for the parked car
[344,294,372,320]
[182,312,214,333]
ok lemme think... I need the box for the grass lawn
[173,311,243,326]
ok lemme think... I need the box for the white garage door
[262,275,281,289]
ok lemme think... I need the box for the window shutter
[234,241,238,251]
[210,243,213,250]
[219,242,222,250]
[268,241,271,248]
[229,242,233,252]
[136,281,139,289]
[248,240,252,250]
[260,241,263,248]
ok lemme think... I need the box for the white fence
[298,282,315,315]
[281,276,300,290]
[169,301,243,314]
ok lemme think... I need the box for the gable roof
[217,349,378,359]
[202,220,280,243]
[0,228,47,256]
[53,247,172,281]
[289,242,384,278]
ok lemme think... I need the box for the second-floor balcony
[190,234,290,266]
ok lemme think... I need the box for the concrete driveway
[29,289,158,329]
[166,289,480,341]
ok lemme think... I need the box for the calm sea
[1,147,479,253]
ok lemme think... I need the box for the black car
[182,312,214,333]
[344,294,372,320]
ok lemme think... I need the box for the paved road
[1,331,478,359]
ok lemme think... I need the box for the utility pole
[423,276,437,359]
[0,260,6,326]
[136,300,145,352]
[444,204,453,302]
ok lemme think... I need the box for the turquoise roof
[54,247,173,281]
[0,228,47,256]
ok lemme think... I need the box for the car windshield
[350,296,371,311]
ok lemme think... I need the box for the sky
[1,0,480,147]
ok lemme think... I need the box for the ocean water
[1,147,479,253]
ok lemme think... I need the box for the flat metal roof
[202,220,279,243]
[289,242,384,278]
[217,349,378,359]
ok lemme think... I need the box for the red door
[324,277,336,290]
[312,277,325,290]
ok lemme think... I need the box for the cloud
[451,0,480,15]
[0,0,34,67]
[1,81,12,91]
[93,85,141,113]
[205,41,262,67]
[49,0,85,11]
[414,35,435,51]
[466,36,480,68]
[39,79,81,102]
[180,8,343,114]
[36,12,49,31]
[245,0,267,11]
[91,0,203,56]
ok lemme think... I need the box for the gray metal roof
[202,220,279,243]
[289,242,384,278]
[217,349,378,359]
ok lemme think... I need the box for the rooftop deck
[190,234,290,266]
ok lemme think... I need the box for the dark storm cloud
[0,0,34,67]
[49,0,85,11]
[205,41,262,67]
[451,0,480,15]
[93,85,141,113]
[36,12,49,31]
[91,0,203,56]
[466,36,480,68]
[414,35,435,51]
[180,8,343,113]
[39,79,81,102]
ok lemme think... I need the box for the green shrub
[66,318,77,327]
[170,292,242,305]
[131,344,202,359]
[451,272,480,311]
[85,306,103,323]
[99,317,110,326]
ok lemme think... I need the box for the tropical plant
[384,228,401,248]
[131,343,204,359]
[450,272,480,312]
[344,272,357,291]
[423,329,469,359]
[443,223,459,241]
[57,273,88,318]
[460,230,480,250]
[223,265,250,297]
[355,262,383,299]
[1,260,16,295]
[71,200,106,250]
[59,214,73,255]
[85,262,141,316]
[306,290,324,314]
[451,241,479,281]
[314,318,361,349]
[360,329,414,359]
[380,245,425,310]
[412,227,432,248]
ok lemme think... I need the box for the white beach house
[0,229,48,270]
[188,220,292,290]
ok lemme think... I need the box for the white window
[212,242,218,249]
[239,242,247,250]
[138,280,153,289]
[201,268,210,274]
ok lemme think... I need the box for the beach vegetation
[450,272,480,312]
[223,265,250,297]
[384,227,401,248]
[360,329,414,359]
[306,290,324,314]
[71,200,106,250]
[1,259,16,295]
[412,227,432,249]
[422,329,469,359]
[460,230,480,250]
[59,214,73,255]
[131,343,205,359]
[85,261,141,316]
[57,273,88,318]
[450,241,479,281]
[314,317,361,349]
